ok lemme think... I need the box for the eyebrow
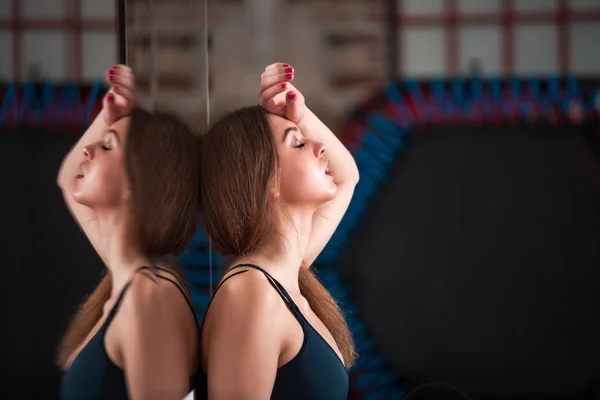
[108,129,120,142]
[282,127,298,143]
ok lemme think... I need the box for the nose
[315,141,326,158]
[83,145,94,160]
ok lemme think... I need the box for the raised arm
[57,108,108,262]
[57,65,135,263]
[295,107,359,265]
[258,63,359,266]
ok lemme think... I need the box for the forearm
[297,108,359,185]
[57,110,107,189]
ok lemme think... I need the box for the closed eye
[103,129,119,151]
[294,143,305,149]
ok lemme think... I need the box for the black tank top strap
[227,264,296,306]
[153,265,188,293]
[199,263,305,334]
[212,263,304,324]
[212,269,251,294]
[150,265,201,332]
[104,265,151,323]
[197,268,252,335]
[104,265,200,334]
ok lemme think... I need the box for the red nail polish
[113,84,119,91]
[287,93,296,100]
[107,94,114,102]
[283,64,290,67]
[285,68,293,73]
[108,74,114,82]
[280,83,287,89]
[285,73,292,80]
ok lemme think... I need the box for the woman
[57,65,201,400]
[198,62,359,399]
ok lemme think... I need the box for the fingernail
[108,74,114,82]
[287,92,296,100]
[113,85,119,91]
[107,94,114,102]
[280,83,287,89]
[285,68,293,73]
[285,73,292,80]
[283,64,290,67]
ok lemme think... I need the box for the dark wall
[0,130,103,399]
[4,123,600,399]
[340,125,600,399]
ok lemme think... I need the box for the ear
[270,188,280,199]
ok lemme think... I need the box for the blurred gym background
[2,1,600,399]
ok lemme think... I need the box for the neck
[95,207,152,298]
[238,206,314,293]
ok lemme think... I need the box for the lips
[325,162,335,177]
[76,162,87,179]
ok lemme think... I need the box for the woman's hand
[103,64,136,126]
[258,62,305,125]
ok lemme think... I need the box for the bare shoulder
[202,269,286,395]
[206,268,286,332]
[117,271,189,328]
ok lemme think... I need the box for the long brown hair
[201,106,356,367]
[57,108,200,369]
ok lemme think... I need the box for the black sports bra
[61,266,201,400]
[195,263,349,400]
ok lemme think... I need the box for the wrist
[297,107,315,129]
[100,108,114,126]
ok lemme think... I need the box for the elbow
[340,169,359,190]
[57,156,72,190]
[349,161,360,185]
[57,171,73,194]
[57,174,64,190]
[57,168,67,190]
